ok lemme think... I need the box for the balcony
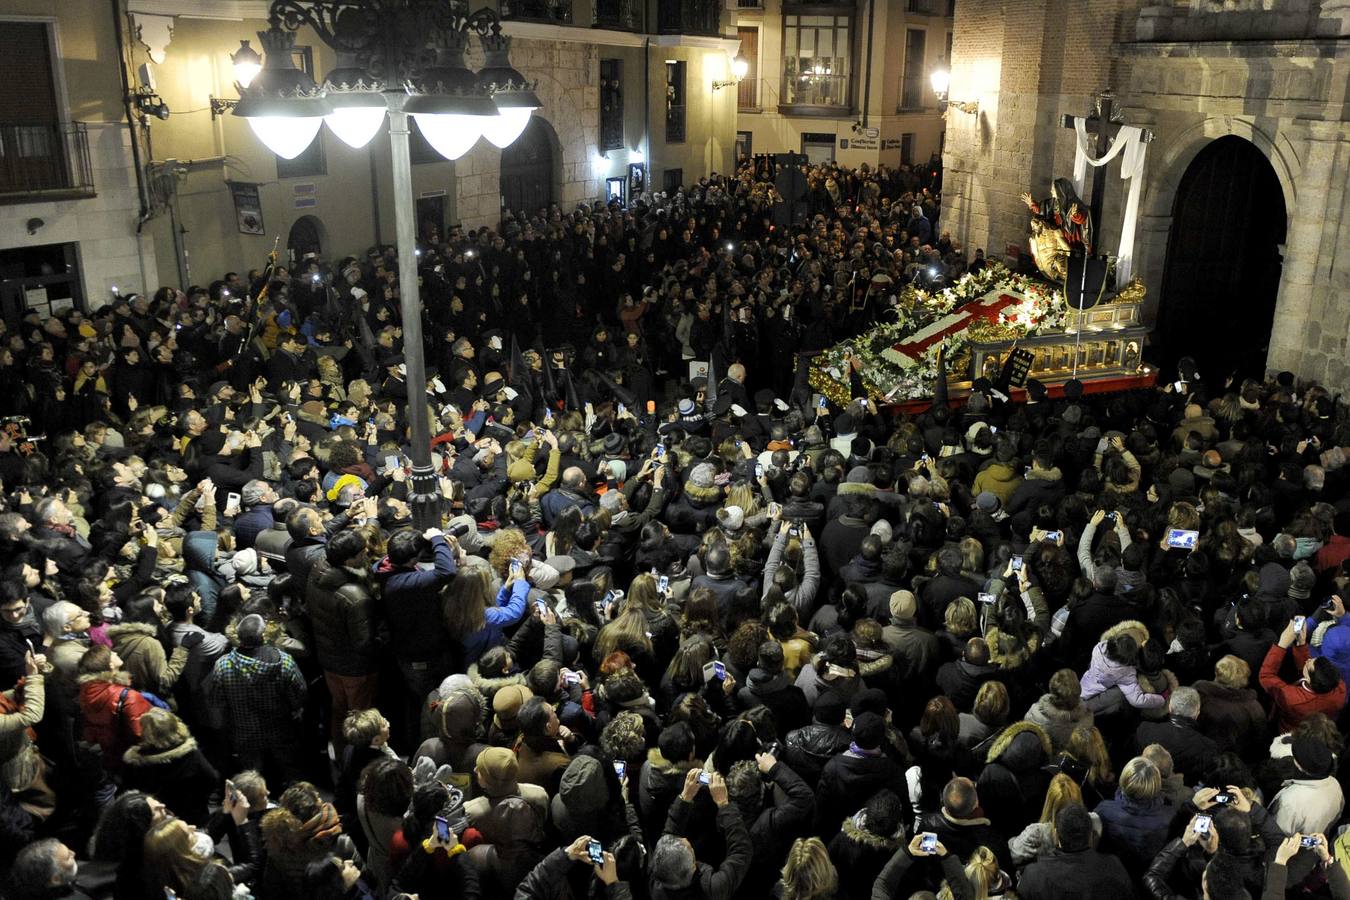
[0,123,96,204]
[594,0,644,31]
[658,0,722,36]
[665,104,687,143]
[735,0,763,7]
[781,71,849,113]
[500,0,573,24]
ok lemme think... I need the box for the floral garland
[809,263,1068,405]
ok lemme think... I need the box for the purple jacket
[1079,641,1165,710]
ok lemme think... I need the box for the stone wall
[942,0,1350,390]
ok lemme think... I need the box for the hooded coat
[736,667,810,740]
[1022,694,1094,752]
[1093,788,1173,872]
[78,670,152,770]
[826,814,904,900]
[106,622,189,696]
[121,733,219,825]
[1192,679,1267,760]
[976,721,1052,837]
[1078,621,1165,713]
[638,747,700,844]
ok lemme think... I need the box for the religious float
[810,99,1156,411]
[807,263,1152,411]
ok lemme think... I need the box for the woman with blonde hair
[121,708,219,826]
[1047,725,1116,807]
[1007,772,1101,864]
[1094,756,1171,871]
[939,845,1009,900]
[938,597,978,659]
[627,572,679,663]
[142,791,255,899]
[779,836,838,900]
[443,565,528,667]
[595,602,656,678]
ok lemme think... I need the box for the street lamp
[229,1,542,529]
[230,39,263,88]
[929,67,950,102]
[712,54,749,91]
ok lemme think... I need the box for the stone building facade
[940,0,1350,388]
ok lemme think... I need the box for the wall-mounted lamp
[713,54,749,91]
[208,41,263,120]
[929,67,978,116]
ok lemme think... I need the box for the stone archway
[1132,115,1305,376]
[287,214,327,261]
[1154,136,1286,379]
[500,116,560,218]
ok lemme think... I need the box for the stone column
[1266,121,1339,378]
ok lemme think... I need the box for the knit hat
[492,684,532,732]
[545,555,576,576]
[716,506,745,533]
[550,756,607,823]
[678,398,696,416]
[1292,733,1335,779]
[975,491,1001,513]
[889,590,917,620]
[1167,468,1196,496]
[846,465,871,484]
[508,459,536,483]
[475,747,520,796]
[688,463,716,490]
[325,473,365,503]
[870,520,893,544]
[224,548,258,579]
[1289,560,1316,601]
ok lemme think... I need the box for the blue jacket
[1094,790,1173,871]
[1312,620,1350,686]
[377,536,458,662]
[460,578,529,665]
[232,505,274,550]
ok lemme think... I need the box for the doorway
[0,242,84,328]
[1155,136,1286,380]
[287,215,326,264]
[416,194,446,244]
[499,116,555,219]
[801,132,835,165]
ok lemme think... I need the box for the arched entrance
[287,215,326,262]
[1155,136,1286,379]
[500,117,556,219]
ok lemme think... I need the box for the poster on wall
[229,182,265,235]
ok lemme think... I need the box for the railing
[0,122,96,202]
[657,0,722,36]
[907,0,954,12]
[738,74,760,109]
[594,0,644,31]
[601,111,624,152]
[735,0,762,7]
[500,0,573,24]
[665,104,687,143]
[783,71,848,108]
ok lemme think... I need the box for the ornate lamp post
[228,1,541,529]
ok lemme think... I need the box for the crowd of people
[0,157,1346,900]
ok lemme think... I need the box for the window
[735,130,753,160]
[600,59,624,152]
[665,60,686,143]
[736,27,759,109]
[782,15,851,110]
[663,168,683,193]
[0,22,58,124]
[801,132,835,164]
[900,29,926,110]
[276,46,326,178]
[900,133,914,164]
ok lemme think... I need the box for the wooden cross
[1060,89,1155,241]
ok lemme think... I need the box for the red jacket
[78,673,152,768]
[1259,644,1347,734]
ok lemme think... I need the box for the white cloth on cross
[1071,119,1148,283]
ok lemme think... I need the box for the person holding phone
[444,562,530,668]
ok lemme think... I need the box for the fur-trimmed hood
[123,735,199,766]
[985,720,1052,766]
[467,664,526,697]
[839,814,903,850]
[77,670,132,687]
[1100,619,1149,646]
[681,480,722,504]
[646,747,699,776]
[107,622,160,640]
[836,482,877,496]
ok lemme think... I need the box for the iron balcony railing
[500,0,573,24]
[783,72,848,108]
[0,122,96,202]
[594,0,644,31]
[657,0,721,36]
